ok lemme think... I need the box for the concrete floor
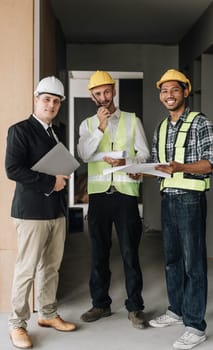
[0,224,213,350]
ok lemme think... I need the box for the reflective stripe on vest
[87,112,140,196]
[158,112,210,192]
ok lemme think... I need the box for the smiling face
[159,80,189,117]
[34,94,61,124]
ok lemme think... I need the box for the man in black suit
[5,76,77,349]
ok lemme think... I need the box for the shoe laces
[15,328,27,335]
[56,315,65,323]
[180,331,193,340]
[157,314,169,321]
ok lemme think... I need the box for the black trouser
[88,191,144,311]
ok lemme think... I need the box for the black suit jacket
[5,115,67,219]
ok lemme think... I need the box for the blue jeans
[88,192,144,312]
[161,191,207,332]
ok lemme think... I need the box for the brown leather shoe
[9,328,33,349]
[81,306,112,322]
[38,316,77,332]
[128,310,147,329]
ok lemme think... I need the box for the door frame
[68,70,144,208]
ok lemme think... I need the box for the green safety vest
[87,111,140,196]
[157,112,210,192]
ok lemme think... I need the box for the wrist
[98,126,105,133]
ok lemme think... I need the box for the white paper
[103,163,171,178]
[89,150,128,162]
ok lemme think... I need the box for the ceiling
[50,0,213,45]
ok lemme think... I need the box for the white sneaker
[173,331,207,349]
[149,313,183,328]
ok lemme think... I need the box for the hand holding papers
[31,142,80,176]
[103,163,171,178]
[89,150,128,162]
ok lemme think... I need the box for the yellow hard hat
[156,69,192,93]
[88,70,115,90]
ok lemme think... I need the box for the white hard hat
[34,76,66,101]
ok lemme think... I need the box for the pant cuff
[185,326,205,336]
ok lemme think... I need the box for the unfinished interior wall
[0,0,34,311]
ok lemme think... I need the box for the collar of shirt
[108,107,120,120]
[32,114,52,131]
[168,106,191,125]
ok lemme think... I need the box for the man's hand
[97,107,110,132]
[103,156,125,167]
[155,161,183,174]
[156,159,211,175]
[128,173,142,180]
[53,175,70,192]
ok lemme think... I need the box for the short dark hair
[178,81,189,90]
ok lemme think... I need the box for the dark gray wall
[66,8,213,256]
[66,43,178,232]
[179,3,213,257]
[66,2,213,256]
[179,1,213,67]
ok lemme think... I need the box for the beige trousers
[8,217,66,329]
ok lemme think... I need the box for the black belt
[105,185,118,194]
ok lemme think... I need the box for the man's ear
[90,91,96,103]
[112,85,116,97]
[34,95,39,105]
[184,88,190,98]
